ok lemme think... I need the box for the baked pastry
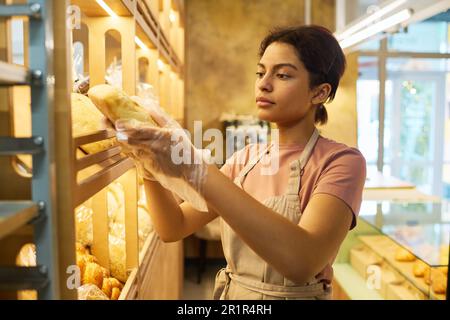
[111,287,121,300]
[412,261,429,277]
[76,253,97,278]
[101,277,124,298]
[100,266,110,279]
[82,262,104,289]
[87,84,158,126]
[395,247,416,262]
[71,92,116,154]
[431,271,447,295]
[101,278,112,298]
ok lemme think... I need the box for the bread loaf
[87,84,158,126]
[71,93,116,154]
[395,247,416,262]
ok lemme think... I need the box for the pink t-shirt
[220,136,367,229]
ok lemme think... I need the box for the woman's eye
[256,72,265,78]
[277,74,290,79]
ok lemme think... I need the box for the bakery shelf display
[333,200,449,300]
[0,0,184,299]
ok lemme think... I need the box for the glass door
[384,71,446,196]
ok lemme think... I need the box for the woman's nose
[257,75,273,92]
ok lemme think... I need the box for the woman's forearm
[143,179,185,242]
[202,164,326,284]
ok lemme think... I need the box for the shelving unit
[0,0,185,299]
[0,0,76,299]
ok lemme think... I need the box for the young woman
[116,25,366,300]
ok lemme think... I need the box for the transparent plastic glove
[115,117,210,212]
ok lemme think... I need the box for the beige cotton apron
[213,128,332,300]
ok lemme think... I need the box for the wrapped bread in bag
[88,84,209,212]
[71,93,116,154]
[78,284,109,300]
[87,84,158,126]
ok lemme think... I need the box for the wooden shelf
[0,201,38,240]
[333,263,384,300]
[73,130,136,207]
[119,231,156,299]
[135,0,183,73]
[0,61,29,85]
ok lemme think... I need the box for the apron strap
[234,144,271,186]
[286,128,320,196]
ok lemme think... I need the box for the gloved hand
[115,97,210,211]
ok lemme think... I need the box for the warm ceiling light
[339,8,413,49]
[96,0,118,18]
[157,59,165,71]
[336,0,407,41]
[135,36,149,51]
[169,10,177,23]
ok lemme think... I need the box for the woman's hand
[115,119,210,195]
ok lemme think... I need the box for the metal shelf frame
[0,0,60,299]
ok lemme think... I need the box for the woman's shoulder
[316,136,366,165]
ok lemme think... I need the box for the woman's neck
[275,112,317,147]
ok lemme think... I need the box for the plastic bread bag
[77,284,109,300]
[72,43,90,94]
[75,204,94,246]
[16,244,37,300]
[109,234,127,283]
[137,82,159,104]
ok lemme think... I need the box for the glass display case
[334,200,449,300]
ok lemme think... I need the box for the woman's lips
[256,97,275,108]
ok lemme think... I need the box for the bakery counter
[334,200,449,300]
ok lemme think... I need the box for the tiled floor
[183,259,226,300]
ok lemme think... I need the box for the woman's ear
[311,83,332,106]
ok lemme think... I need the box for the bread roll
[71,93,116,154]
[87,84,158,126]
[83,262,104,288]
[111,287,121,300]
[431,271,447,295]
[101,277,124,298]
[101,278,112,298]
[77,254,98,280]
[395,247,416,262]
[412,261,429,277]
[108,278,124,290]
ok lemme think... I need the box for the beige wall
[185,0,305,134]
[185,0,358,148]
[318,52,359,148]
